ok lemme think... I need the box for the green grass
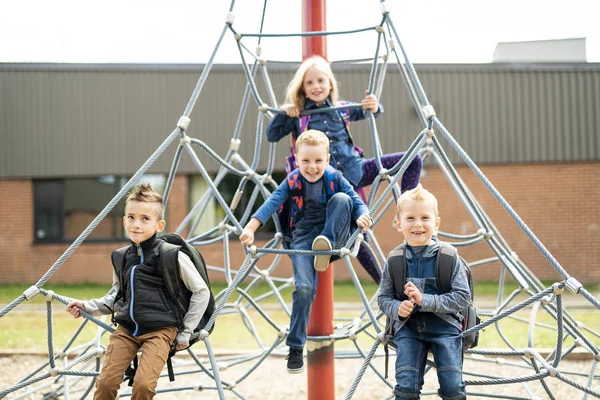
[1,283,112,304]
[474,280,600,297]
[1,307,598,352]
[0,281,381,305]
[2,282,598,352]
[477,311,600,348]
[4,280,596,305]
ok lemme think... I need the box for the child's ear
[393,217,401,231]
[435,217,441,232]
[157,220,166,233]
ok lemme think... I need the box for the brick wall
[166,175,188,236]
[405,162,600,283]
[1,162,598,285]
[31,242,123,284]
[201,162,600,285]
[0,176,189,285]
[0,180,34,283]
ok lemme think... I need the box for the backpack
[382,241,480,378]
[111,233,215,383]
[277,167,340,249]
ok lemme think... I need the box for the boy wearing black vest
[66,184,210,400]
[240,129,372,374]
[378,184,470,400]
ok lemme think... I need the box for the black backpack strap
[160,242,187,316]
[110,247,128,271]
[384,243,407,380]
[384,342,389,379]
[159,241,184,383]
[124,355,138,386]
[436,242,458,294]
[167,341,177,381]
[387,243,407,298]
[109,246,128,325]
[167,355,175,382]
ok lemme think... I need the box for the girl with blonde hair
[267,56,422,283]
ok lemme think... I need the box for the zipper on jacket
[130,244,143,336]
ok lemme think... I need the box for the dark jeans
[393,314,466,400]
[287,193,353,350]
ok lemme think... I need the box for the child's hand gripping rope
[356,214,373,233]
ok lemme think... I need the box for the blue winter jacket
[266,98,383,186]
[378,237,471,333]
[252,167,369,236]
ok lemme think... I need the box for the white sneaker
[312,235,332,272]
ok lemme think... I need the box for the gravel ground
[1,354,597,399]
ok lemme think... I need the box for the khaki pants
[94,325,178,400]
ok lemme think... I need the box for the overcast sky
[1,0,598,64]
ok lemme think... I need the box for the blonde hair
[295,129,330,153]
[395,184,439,220]
[126,183,165,220]
[285,55,340,111]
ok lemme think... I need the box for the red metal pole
[302,1,335,399]
[302,0,327,60]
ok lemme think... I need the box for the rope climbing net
[1,1,599,399]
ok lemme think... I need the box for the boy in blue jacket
[240,129,372,374]
[378,184,470,400]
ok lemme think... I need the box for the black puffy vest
[114,235,181,336]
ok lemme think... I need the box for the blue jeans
[286,193,353,350]
[393,314,466,400]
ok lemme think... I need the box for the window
[34,175,166,242]
[189,171,286,239]
[34,180,63,241]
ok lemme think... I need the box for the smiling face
[296,142,330,183]
[397,198,440,247]
[123,200,165,244]
[302,66,332,105]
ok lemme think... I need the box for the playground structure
[1,1,600,399]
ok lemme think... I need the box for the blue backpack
[277,167,339,249]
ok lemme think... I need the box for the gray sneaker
[312,235,332,272]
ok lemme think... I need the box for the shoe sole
[287,365,305,374]
[312,236,332,272]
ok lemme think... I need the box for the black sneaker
[286,348,305,374]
